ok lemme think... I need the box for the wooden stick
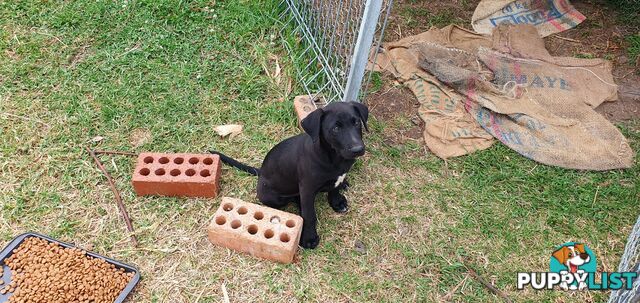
[551,35,581,43]
[86,147,138,247]
[466,265,512,303]
[93,150,138,157]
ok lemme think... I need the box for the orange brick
[132,152,221,198]
[293,95,324,128]
[207,197,303,264]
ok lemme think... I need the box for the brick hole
[155,168,166,176]
[247,224,258,235]
[159,157,169,164]
[254,212,264,220]
[185,169,196,176]
[173,157,184,164]
[170,169,181,176]
[270,216,280,224]
[231,220,241,229]
[237,206,248,215]
[139,168,150,176]
[189,157,199,164]
[223,203,234,211]
[286,220,295,228]
[279,233,290,243]
[143,156,154,164]
[264,229,274,239]
[215,216,226,225]
[200,170,211,177]
[203,158,213,165]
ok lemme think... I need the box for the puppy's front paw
[300,234,320,249]
[329,194,349,213]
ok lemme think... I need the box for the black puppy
[210,101,368,249]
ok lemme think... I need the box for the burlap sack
[471,0,585,37]
[373,24,634,170]
[372,26,496,159]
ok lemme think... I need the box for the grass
[401,8,464,29]
[606,0,640,29]
[627,34,640,64]
[0,0,639,302]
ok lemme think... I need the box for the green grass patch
[627,34,640,63]
[606,0,640,29]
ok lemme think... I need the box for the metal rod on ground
[94,150,138,157]
[343,0,384,102]
[86,147,138,247]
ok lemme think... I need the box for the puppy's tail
[209,151,260,176]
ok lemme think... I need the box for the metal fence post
[280,0,391,104]
[343,0,384,102]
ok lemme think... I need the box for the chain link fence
[609,215,640,302]
[279,0,393,105]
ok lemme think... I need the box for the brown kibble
[1,237,133,302]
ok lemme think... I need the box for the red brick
[132,152,221,198]
[293,95,324,129]
[207,197,303,264]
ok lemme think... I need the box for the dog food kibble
[1,237,133,303]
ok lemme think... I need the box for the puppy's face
[302,101,369,159]
[552,244,590,271]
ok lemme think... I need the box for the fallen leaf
[90,136,104,143]
[214,124,243,138]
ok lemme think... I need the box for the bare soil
[367,78,423,145]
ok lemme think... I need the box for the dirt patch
[129,128,151,148]
[597,80,640,122]
[66,44,91,68]
[367,79,423,144]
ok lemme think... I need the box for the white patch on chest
[334,173,347,188]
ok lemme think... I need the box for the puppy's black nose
[580,253,589,260]
[349,145,365,154]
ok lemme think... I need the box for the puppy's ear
[301,108,324,142]
[574,243,585,254]
[351,101,369,131]
[552,246,570,265]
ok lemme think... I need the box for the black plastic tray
[0,232,140,303]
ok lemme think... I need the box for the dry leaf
[214,124,243,138]
[90,136,104,143]
[274,57,281,85]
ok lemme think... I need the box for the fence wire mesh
[609,215,640,302]
[279,0,392,105]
